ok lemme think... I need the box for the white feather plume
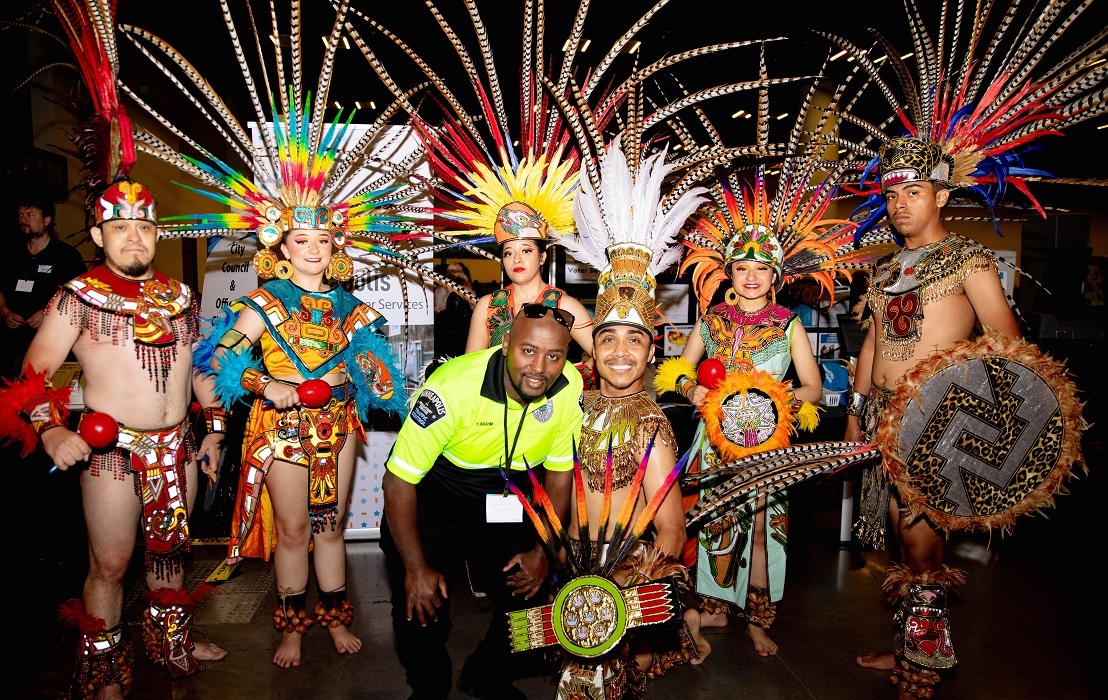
[559,139,706,276]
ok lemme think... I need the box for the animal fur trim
[58,598,107,635]
[881,564,967,602]
[878,331,1087,536]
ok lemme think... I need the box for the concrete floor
[15,452,1100,700]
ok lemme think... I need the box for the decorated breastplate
[487,286,563,347]
[701,303,793,371]
[58,266,195,391]
[868,235,996,361]
[579,391,676,490]
[245,281,370,377]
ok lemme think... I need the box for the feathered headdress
[541,26,821,330]
[564,139,706,332]
[675,48,892,312]
[819,0,1108,237]
[344,0,805,264]
[114,0,469,298]
[342,0,602,252]
[9,1,135,214]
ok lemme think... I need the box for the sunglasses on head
[520,303,575,332]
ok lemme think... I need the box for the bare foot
[746,624,778,657]
[328,624,362,654]
[274,632,302,668]
[856,651,896,670]
[192,640,227,662]
[683,610,712,665]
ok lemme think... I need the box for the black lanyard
[502,395,533,488]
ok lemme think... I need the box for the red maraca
[696,358,727,391]
[297,379,331,408]
[79,411,119,449]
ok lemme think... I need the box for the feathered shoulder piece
[818,0,1108,236]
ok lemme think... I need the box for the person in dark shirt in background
[0,194,87,379]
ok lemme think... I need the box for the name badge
[486,493,523,523]
[38,264,53,273]
[16,279,33,293]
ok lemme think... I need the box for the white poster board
[655,284,691,327]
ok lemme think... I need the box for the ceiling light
[627,41,641,53]
[776,113,787,120]
[580,39,591,52]
[731,110,745,118]
[342,36,351,50]
[333,101,342,110]
[830,50,847,61]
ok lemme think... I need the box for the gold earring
[275,260,293,280]
[327,250,354,282]
[725,287,739,306]
[253,249,278,279]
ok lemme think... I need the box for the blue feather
[193,307,239,374]
[346,326,410,420]
[211,345,263,411]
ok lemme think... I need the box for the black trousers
[379,470,551,699]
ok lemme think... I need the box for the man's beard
[509,373,545,403]
[116,258,151,278]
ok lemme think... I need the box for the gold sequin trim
[868,234,996,360]
[579,391,676,490]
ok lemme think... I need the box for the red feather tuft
[57,598,107,634]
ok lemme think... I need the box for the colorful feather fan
[115,0,475,306]
[502,436,682,582]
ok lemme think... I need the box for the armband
[202,406,228,434]
[845,390,869,417]
[0,368,72,456]
[216,328,251,353]
[676,375,697,400]
[24,392,69,436]
[241,368,273,395]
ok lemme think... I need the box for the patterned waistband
[115,418,190,470]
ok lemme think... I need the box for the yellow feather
[654,357,696,395]
[792,402,822,433]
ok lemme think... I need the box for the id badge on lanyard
[490,397,529,524]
